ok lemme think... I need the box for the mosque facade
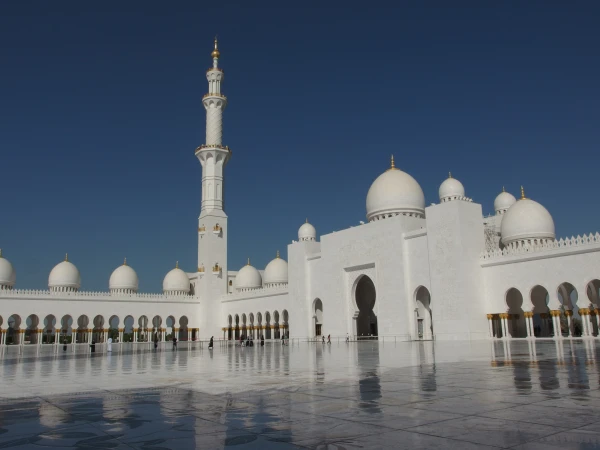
[1,40,600,346]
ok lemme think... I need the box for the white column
[551,312,561,339]
[524,313,532,338]
[565,312,573,337]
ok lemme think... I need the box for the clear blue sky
[1,2,599,292]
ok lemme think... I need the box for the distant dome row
[235,251,289,291]
[0,254,193,295]
[366,156,555,247]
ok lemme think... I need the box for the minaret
[195,38,230,336]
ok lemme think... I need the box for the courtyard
[0,339,599,449]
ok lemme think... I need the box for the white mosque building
[1,40,600,347]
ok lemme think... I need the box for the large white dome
[236,260,262,290]
[501,189,555,245]
[264,251,288,285]
[494,188,517,214]
[366,157,425,221]
[109,259,139,293]
[0,250,16,289]
[162,263,190,294]
[439,173,465,202]
[298,220,316,241]
[48,256,81,292]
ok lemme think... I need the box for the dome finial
[276,250,280,259]
[502,186,505,192]
[211,36,220,59]
[175,260,179,269]
[247,257,251,266]
[123,257,127,266]
[65,253,68,262]
[306,217,308,223]
[520,185,526,200]
[0,249,2,258]
[448,171,452,179]
[390,155,396,169]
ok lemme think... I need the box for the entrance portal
[355,275,377,338]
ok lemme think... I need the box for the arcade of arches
[223,310,289,341]
[0,314,198,346]
[489,279,600,339]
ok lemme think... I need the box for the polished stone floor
[1,339,600,449]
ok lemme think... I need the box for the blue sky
[1,2,599,292]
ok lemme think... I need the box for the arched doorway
[227,315,233,340]
[123,316,135,342]
[26,314,40,344]
[586,279,600,336]
[234,314,240,340]
[415,286,432,340]
[557,282,579,337]
[354,275,377,338]
[530,285,551,337]
[265,312,271,339]
[179,316,189,341]
[7,314,21,345]
[273,311,280,339]
[76,315,89,344]
[282,310,289,338]
[506,288,526,338]
[93,315,105,343]
[313,299,323,337]
[138,315,149,342]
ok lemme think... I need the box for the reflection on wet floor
[1,339,600,449]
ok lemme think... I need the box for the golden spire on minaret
[65,253,69,262]
[520,186,526,200]
[502,186,505,192]
[211,36,220,59]
[247,257,251,266]
[175,261,179,269]
[0,249,3,258]
[276,250,280,259]
[448,171,452,179]
[123,257,127,266]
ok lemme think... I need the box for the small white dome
[49,255,81,291]
[264,251,288,285]
[109,259,139,293]
[439,173,465,201]
[501,189,555,245]
[494,189,517,214]
[0,250,16,289]
[162,263,190,294]
[298,220,316,241]
[236,259,262,289]
[366,157,425,221]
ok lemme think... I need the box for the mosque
[1,40,600,347]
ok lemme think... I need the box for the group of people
[239,334,265,347]
[321,334,331,344]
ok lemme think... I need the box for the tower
[195,38,231,334]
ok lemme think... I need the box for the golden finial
[390,155,396,169]
[276,250,280,259]
[0,249,2,258]
[123,257,127,266]
[448,171,452,179]
[502,186,505,193]
[175,261,179,269]
[520,186,526,200]
[247,257,251,266]
[211,36,220,59]
[65,253,68,262]
[306,218,308,223]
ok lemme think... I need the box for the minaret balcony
[195,144,231,154]
[212,264,221,275]
[198,226,206,235]
[197,266,205,276]
[213,225,222,235]
[203,93,227,100]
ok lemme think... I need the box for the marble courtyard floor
[1,339,600,449]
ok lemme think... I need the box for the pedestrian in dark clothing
[154,333,159,350]
[90,340,96,353]
[63,338,67,352]
[172,336,177,350]
[260,335,265,347]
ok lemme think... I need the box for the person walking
[172,336,177,350]
[90,340,96,353]
[153,333,159,351]
[63,338,68,352]
[208,336,214,350]
[322,335,325,344]
[345,333,349,343]
[327,334,331,344]
[260,335,265,347]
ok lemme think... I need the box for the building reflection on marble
[1,340,600,448]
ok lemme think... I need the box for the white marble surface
[1,339,600,449]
